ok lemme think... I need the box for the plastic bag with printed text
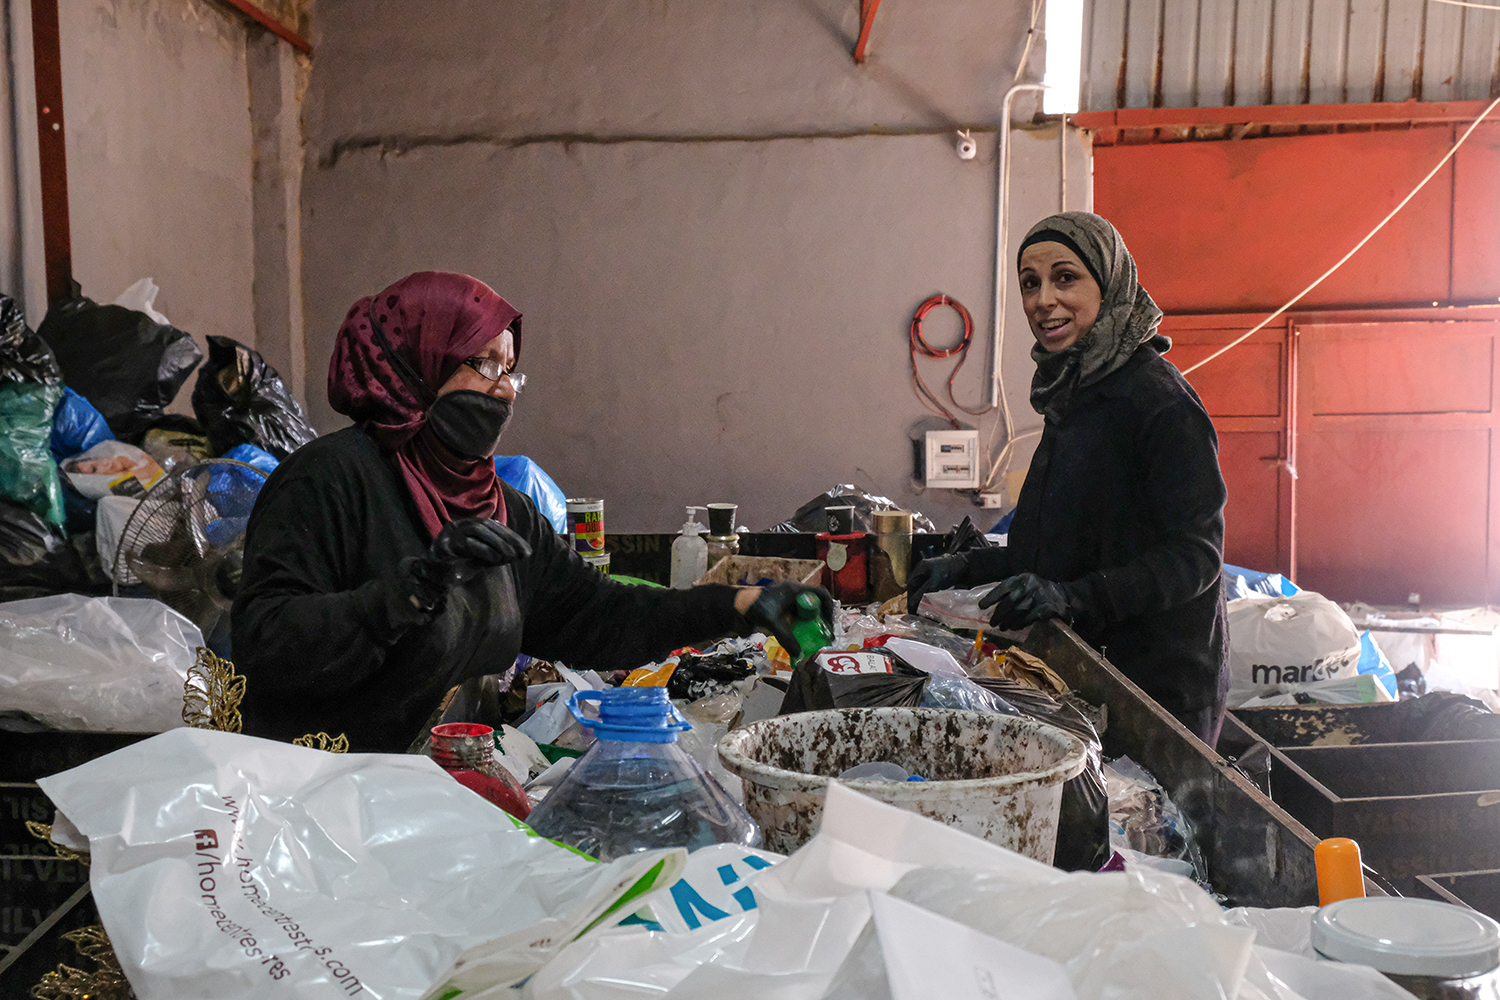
[39,728,689,1000]
[777,646,930,714]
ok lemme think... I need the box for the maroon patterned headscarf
[328,272,523,540]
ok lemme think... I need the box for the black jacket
[231,427,743,750]
[968,343,1230,720]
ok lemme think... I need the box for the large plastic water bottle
[525,686,761,860]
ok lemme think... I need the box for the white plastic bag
[637,842,783,935]
[883,636,968,678]
[526,782,1414,1000]
[113,276,172,325]
[848,865,1418,1000]
[918,585,995,630]
[0,594,200,731]
[1236,673,1395,707]
[526,781,1053,999]
[61,440,165,499]
[1227,592,1362,708]
[95,494,141,579]
[823,891,1079,1000]
[40,728,684,1000]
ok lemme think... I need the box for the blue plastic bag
[1357,630,1399,698]
[1225,563,1300,599]
[49,387,115,532]
[203,445,279,548]
[223,442,279,476]
[494,455,567,534]
[50,386,114,463]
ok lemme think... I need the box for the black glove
[977,573,1076,630]
[742,583,835,661]
[906,553,969,613]
[403,517,534,612]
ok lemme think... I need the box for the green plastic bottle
[788,591,833,668]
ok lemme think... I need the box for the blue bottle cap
[568,686,692,743]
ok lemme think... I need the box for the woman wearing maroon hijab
[233,272,829,751]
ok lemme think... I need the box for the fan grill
[111,460,270,633]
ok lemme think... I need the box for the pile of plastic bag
[0,282,307,603]
[41,733,1415,1000]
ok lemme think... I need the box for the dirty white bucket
[717,707,1087,861]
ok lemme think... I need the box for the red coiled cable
[910,293,991,429]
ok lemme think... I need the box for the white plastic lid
[1312,897,1500,978]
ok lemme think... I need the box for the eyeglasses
[462,357,526,394]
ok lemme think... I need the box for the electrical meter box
[923,429,980,489]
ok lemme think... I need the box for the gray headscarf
[1020,212,1166,423]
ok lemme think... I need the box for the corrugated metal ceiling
[1084,0,1500,111]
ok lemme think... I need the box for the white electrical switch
[924,430,980,489]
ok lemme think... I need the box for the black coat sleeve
[231,454,431,698]
[508,488,748,669]
[963,545,1014,585]
[1070,395,1227,627]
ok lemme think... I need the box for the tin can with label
[566,498,605,553]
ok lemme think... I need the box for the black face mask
[426,390,512,458]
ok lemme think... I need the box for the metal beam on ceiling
[214,0,312,53]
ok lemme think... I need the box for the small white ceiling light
[1042,0,1084,115]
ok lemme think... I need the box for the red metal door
[1292,320,1500,606]
[1165,316,1294,575]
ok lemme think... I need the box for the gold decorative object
[293,732,349,753]
[182,646,245,733]
[29,926,132,1000]
[24,821,88,864]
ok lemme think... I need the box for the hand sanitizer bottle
[670,506,709,588]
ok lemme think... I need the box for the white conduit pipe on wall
[990,84,1046,409]
[984,83,1046,494]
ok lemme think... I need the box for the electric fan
[111,459,271,645]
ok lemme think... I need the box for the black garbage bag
[0,294,60,386]
[191,336,316,460]
[38,294,202,443]
[975,677,1111,872]
[0,498,105,601]
[1394,691,1500,742]
[778,647,929,715]
[1395,663,1428,699]
[766,485,938,534]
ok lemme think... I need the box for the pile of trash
[0,282,315,613]
[414,598,1202,880]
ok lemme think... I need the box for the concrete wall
[58,0,256,360]
[301,0,1090,531]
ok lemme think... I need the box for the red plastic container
[428,722,531,820]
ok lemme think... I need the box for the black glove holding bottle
[740,583,835,662]
[977,572,1082,630]
[906,553,970,613]
[395,516,534,618]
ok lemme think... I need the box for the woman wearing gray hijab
[910,212,1230,744]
